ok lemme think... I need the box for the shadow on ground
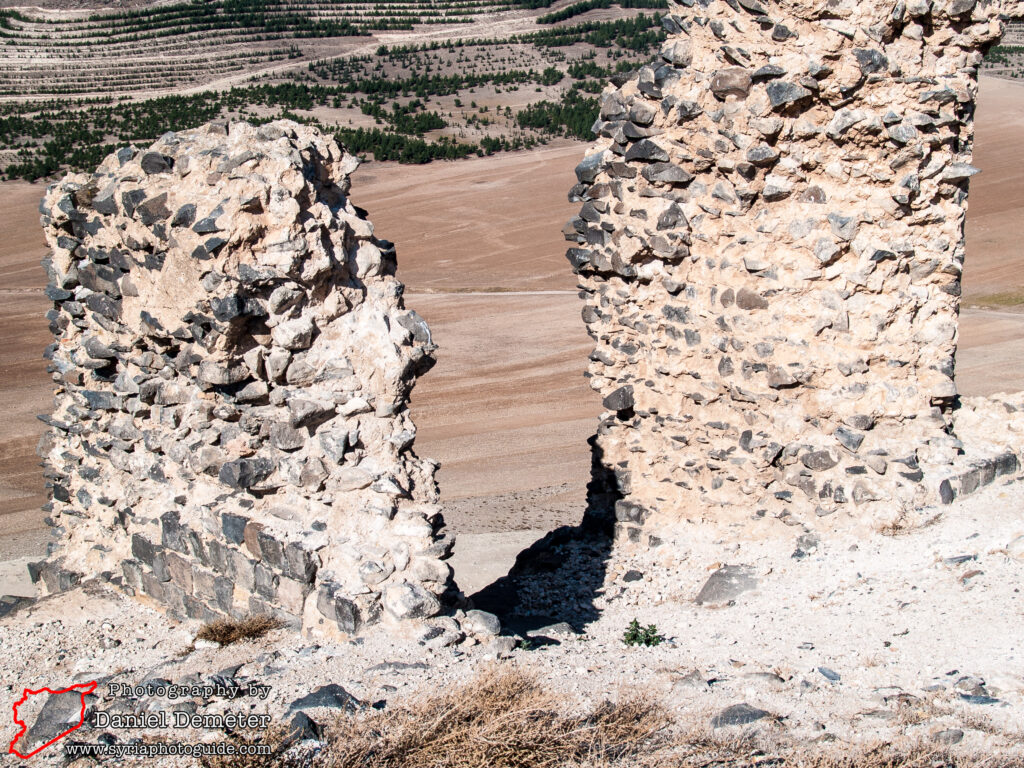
[467,436,619,636]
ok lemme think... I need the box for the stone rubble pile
[34,120,453,635]
[567,0,1024,543]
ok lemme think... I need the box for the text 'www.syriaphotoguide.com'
[64,741,272,758]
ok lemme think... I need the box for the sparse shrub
[195,613,284,646]
[623,618,664,647]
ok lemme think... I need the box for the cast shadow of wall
[467,435,619,637]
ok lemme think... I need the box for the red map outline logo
[8,681,97,759]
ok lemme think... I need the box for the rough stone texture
[34,120,453,635]
[567,0,1024,543]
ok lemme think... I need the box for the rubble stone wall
[34,121,452,635]
[567,0,1024,543]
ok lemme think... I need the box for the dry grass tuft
[202,667,1024,768]
[195,614,284,646]
[877,512,943,537]
[322,666,669,768]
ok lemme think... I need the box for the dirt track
[2,78,1024,558]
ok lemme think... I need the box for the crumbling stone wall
[567,0,1024,542]
[34,121,452,635]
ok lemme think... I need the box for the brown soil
[2,78,1024,556]
[352,142,582,293]
[963,78,1024,304]
[351,143,599,534]
[0,180,54,560]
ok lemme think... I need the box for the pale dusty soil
[0,480,1021,765]
[2,78,1024,575]
[351,141,583,293]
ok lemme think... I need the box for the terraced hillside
[0,5,667,179]
[0,0,664,96]
[982,21,1024,79]
[0,0,495,97]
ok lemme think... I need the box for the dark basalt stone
[800,185,827,204]
[136,193,171,226]
[746,144,780,166]
[614,500,649,524]
[211,295,245,322]
[772,24,796,41]
[569,247,593,272]
[606,162,637,178]
[270,422,306,452]
[735,287,768,310]
[92,191,118,216]
[193,206,225,234]
[83,336,117,360]
[45,285,72,301]
[854,48,888,75]
[766,80,813,109]
[204,237,228,256]
[602,384,634,411]
[139,152,173,175]
[567,183,588,203]
[81,390,122,411]
[172,203,197,228]
[752,64,786,80]
[709,67,752,99]
[575,152,606,184]
[120,189,147,218]
[218,457,275,489]
[676,100,702,121]
[624,139,670,163]
[834,427,864,452]
[736,0,766,14]
[316,582,363,634]
[802,450,839,471]
[599,93,628,121]
[642,163,693,184]
[221,513,248,544]
[657,203,687,230]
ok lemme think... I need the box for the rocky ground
[1,477,1022,764]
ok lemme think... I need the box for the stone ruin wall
[31,0,1024,634]
[33,121,453,636]
[567,0,1024,545]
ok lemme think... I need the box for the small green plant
[622,618,664,647]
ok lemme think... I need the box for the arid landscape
[1,0,1024,758]
[4,78,1024,570]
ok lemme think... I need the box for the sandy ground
[3,79,1024,595]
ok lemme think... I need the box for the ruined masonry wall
[567,0,1024,542]
[35,121,452,635]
